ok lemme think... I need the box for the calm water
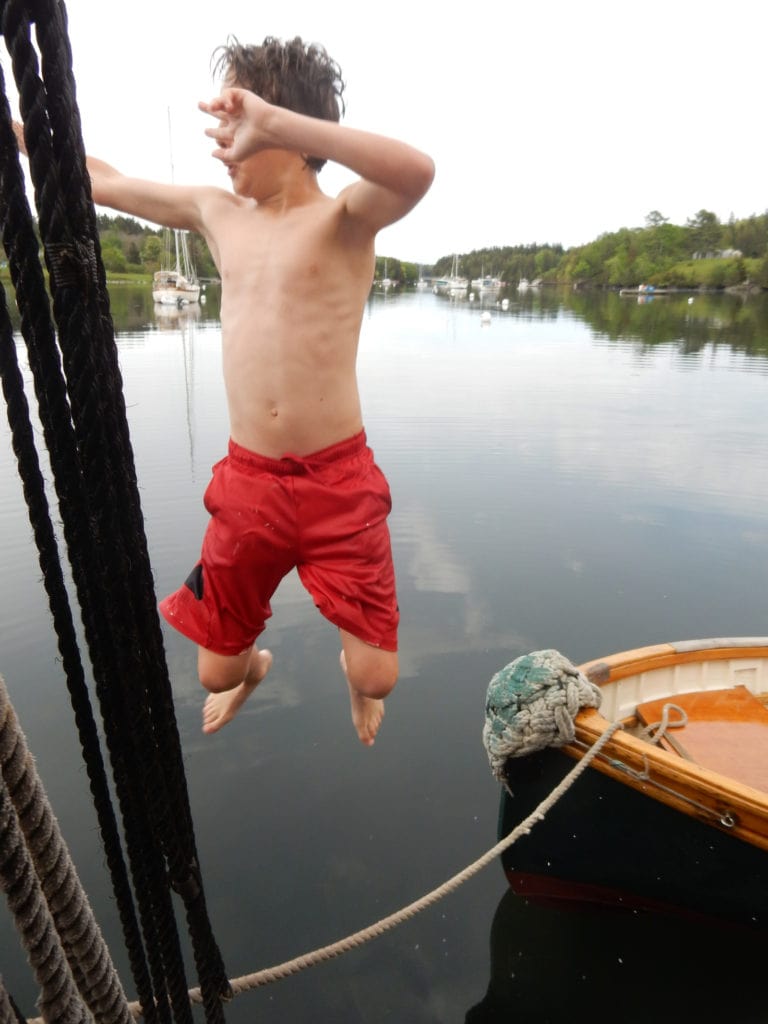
[2,286,768,1021]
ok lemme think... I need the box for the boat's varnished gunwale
[580,638,768,686]
[563,639,768,851]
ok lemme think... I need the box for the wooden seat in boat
[635,686,768,792]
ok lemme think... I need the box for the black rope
[0,2,230,1020]
[30,5,230,1015]
[0,71,161,1024]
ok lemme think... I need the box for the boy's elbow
[89,179,107,206]
[392,156,433,220]
[90,182,120,211]
[412,153,435,200]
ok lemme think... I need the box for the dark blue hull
[499,747,768,930]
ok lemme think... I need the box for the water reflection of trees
[491,286,768,356]
[105,285,157,333]
[565,290,768,356]
[107,284,222,336]
[508,288,562,320]
[7,280,764,357]
[3,282,223,338]
[1,281,160,335]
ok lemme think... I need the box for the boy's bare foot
[340,651,385,746]
[202,649,272,734]
[348,684,385,746]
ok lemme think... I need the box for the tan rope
[0,979,25,1024]
[110,719,621,1018]
[0,676,133,1024]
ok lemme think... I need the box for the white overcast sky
[2,0,766,265]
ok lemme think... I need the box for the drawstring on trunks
[227,430,368,476]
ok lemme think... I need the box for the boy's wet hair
[212,36,345,172]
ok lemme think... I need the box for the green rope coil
[483,649,603,780]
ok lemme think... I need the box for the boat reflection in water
[466,884,765,1022]
[152,301,201,331]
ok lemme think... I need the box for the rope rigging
[0,676,130,1024]
[0,981,27,1024]
[0,1,228,1019]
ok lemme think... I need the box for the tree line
[95,214,218,279]
[429,210,768,291]
[24,207,768,292]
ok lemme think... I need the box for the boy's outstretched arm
[200,89,435,232]
[85,157,210,232]
[14,118,215,233]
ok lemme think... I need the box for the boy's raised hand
[199,88,273,163]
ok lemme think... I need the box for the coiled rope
[638,702,689,748]
[483,649,604,777]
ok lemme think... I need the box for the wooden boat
[497,637,768,929]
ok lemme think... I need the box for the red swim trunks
[159,430,399,656]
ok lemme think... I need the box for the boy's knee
[198,664,234,693]
[345,652,399,700]
[197,647,249,693]
[198,671,232,694]
[358,674,398,701]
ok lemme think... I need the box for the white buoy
[480,311,492,325]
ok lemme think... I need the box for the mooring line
[110,720,620,1019]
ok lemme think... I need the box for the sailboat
[152,229,200,306]
[152,108,200,307]
[381,258,394,291]
[433,254,468,296]
[471,265,503,292]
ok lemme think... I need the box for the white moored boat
[152,229,200,306]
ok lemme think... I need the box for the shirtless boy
[21,37,433,745]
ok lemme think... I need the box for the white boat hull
[152,286,200,306]
[152,267,200,306]
[153,231,200,306]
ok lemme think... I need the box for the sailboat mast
[166,107,183,275]
[167,107,176,184]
